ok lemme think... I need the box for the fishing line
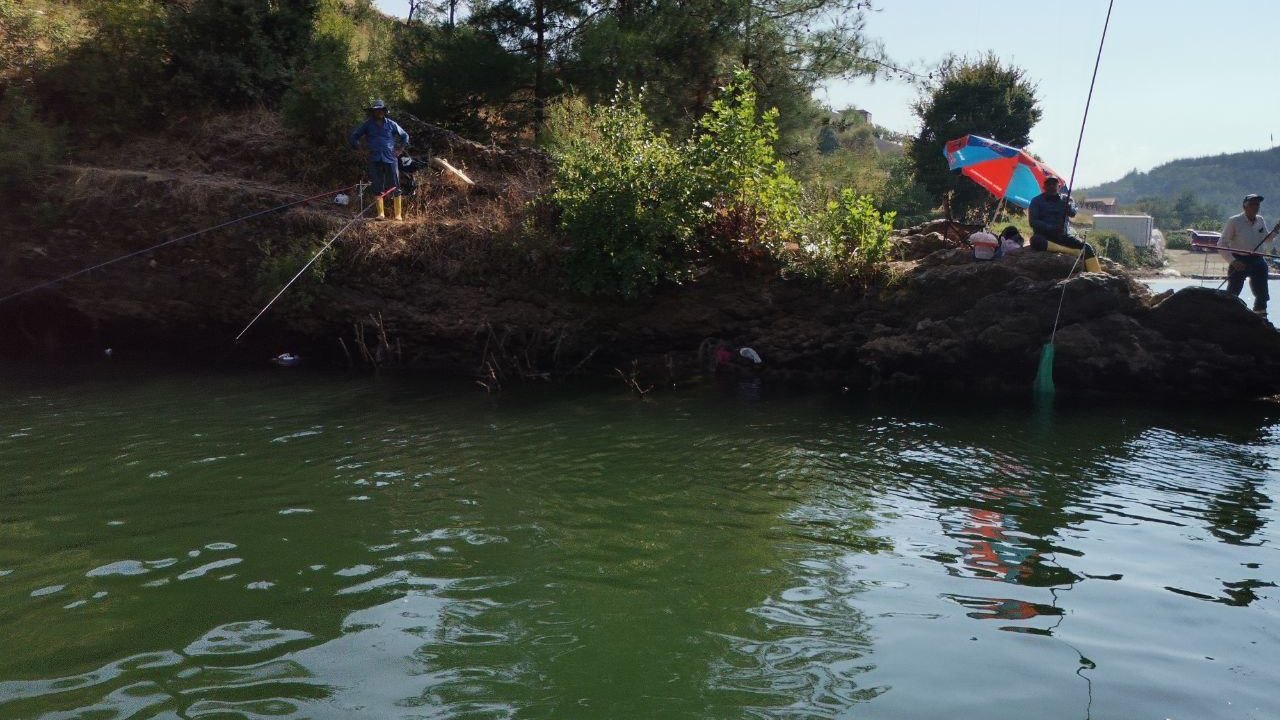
[233,186,398,343]
[1048,0,1115,343]
[1035,0,1113,397]
[0,185,356,304]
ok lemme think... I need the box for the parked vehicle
[1187,229,1222,253]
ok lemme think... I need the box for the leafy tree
[1,0,77,102]
[560,0,738,132]
[563,0,882,143]
[909,53,1041,222]
[282,0,367,146]
[467,0,591,129]
[879,152,935,228]
[34,0,168,137]
[166,0,317,109]
[398,21,530,137]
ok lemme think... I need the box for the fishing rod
[1191,243,1280,260]
[1036,0,1113,398]
[0,184,357,305]
[1199,220,1280,288]
[234,186,398,343]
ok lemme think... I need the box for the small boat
[271,353,300,368]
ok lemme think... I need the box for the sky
[373,0,1279,187]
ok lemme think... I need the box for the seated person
[998,226,1026,254]
[1028,176,1102,272]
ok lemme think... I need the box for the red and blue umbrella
[943,135,1063,209]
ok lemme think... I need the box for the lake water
[2,345,1279,719]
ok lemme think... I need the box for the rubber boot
[374,197,386,220]
[393,196,403,221]
[1084,256,1102,273]
[1254,301,1267,317]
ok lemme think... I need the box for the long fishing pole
[1205,220,1280,288]
[233,186,397,343]
[1049,0,1114,346]
[1065,0,1114,200]
[0,185,356,305]
[1191,242,1280,260]
[1036,0,1114,398]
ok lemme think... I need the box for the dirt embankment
[5,112,1280,401]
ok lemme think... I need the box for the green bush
[544,69,903,296]
[1,0,76,89]
[1089,230,1138,268]
[1164,231,1190,250]
[0,96,62,194]
[166,0,314,109]
[820,189,896,264]
[546,93,705,298]
[34,0,167,138]
[690,69,804,246]
[282,1,365,146]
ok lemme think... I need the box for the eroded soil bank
[4,115,1279,401]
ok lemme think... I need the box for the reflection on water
[0,366,1278,719]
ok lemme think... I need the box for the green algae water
[2,365,1278,719]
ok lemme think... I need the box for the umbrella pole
[987,199,1005,229]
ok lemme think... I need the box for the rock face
[833,247,1280,399]
[6,168,1280,402]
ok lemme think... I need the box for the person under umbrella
[1028,176,1102,273]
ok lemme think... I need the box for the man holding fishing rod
[1218,194,1279,316]
[348,99,410,221]
[1029,176,1103,273]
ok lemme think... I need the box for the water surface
[1,366,1277,719]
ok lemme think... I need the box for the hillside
[1080,145,1280,214]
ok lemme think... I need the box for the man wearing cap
[1028,176,1102,273]
[1218,194,1278,316]
[348,99,410,220]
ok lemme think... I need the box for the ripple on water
[177,558,242,581]
[86,558,177,577]
[184,620,313,657]
[271,428,323,443]
[0,652,183,704]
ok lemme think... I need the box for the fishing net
[1033,343,1056,395]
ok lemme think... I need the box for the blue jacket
[1028,191,1077,239]
[348,118,409,164]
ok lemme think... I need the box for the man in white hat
[1219,193,1278,316]
[348,99,410,220]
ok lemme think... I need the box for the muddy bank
[4,121,1280,401]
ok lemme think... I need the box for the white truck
[1091,214,1157,248]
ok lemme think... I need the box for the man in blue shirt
[1028,176,1101,273]
[348,100,410,220]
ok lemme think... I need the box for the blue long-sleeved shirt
[348,118,409,164]
[1028,191,1077,238]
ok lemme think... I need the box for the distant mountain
[1079,145,1280,215]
